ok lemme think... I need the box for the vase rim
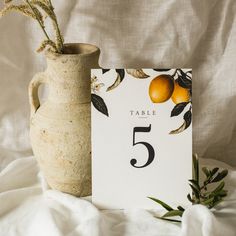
[45,43,100,59]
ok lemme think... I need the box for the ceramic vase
[29,43,100,196]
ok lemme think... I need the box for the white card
[91,69,192,209]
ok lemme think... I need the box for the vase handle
[28,72,48,118]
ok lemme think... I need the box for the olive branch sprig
[0,0,64,53]
[149,154,228,223]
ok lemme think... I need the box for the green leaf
[189,179,200,191]
[209,189,227,199]
[187,193,193,203]
[171,102,189,117]
[211,170,228,183]
[218,190,228,197]
[163,210,183,218]
[209,199,223,209]
[148,197,173,211]
[155,216,181,223]
[202,167,210,178]
[193,154,199,185]
[189,184,200,199]
[177,206,185,212]
[91,93,109,116]
[212,182,225,194]
[210,167,219,177]
[202,196,215,205]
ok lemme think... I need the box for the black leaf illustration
[115,69,125,80]
[177,70,192,89]
[102,69,110,74]
[91,93,109,117]
[107,69,125,91]
[153,69,171,72]
[177,76,192,89]
[184,110,192,129]
[169,122,186,135]
[171,102,189,117]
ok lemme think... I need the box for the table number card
[91,69,192,209]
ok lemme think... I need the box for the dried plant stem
[48,0,63,52]
[48,0,53,9]
[25,0,50,41]
[0,4,36,19]
[53,18,63,52]
[1,0,64,53]
[36,39,57,52]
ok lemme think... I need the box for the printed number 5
[130,124,155,168]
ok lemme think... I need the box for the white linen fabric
[0,0,236,235]
[0,157,236,236]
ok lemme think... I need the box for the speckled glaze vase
[29,43,100,196]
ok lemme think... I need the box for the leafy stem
[149,154,228,222]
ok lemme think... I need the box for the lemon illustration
[149,74,174,103]
[171,80,190,104]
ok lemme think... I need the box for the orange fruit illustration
[149,74,174,103]
[171,80,190,104]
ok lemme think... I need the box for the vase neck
[45,45,100,104]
